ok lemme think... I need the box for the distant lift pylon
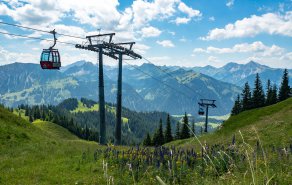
[198,99,216,133]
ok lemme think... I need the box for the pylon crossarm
[75,44,118,59]
[86,33,115,43]
[102,42,142,59]
[114,42,135,50]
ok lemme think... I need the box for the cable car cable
[140,55,205,99]
[123,60,193,99]
[0,31,77,46]
[0,21,86,40]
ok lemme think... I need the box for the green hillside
[0,106,109,184]
[0,99,291,184]
[33,120,78,140]
[71,100,129,123]
[169,97,292,148]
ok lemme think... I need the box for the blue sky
[0,0,291,68]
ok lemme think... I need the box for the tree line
[231,69,291,115]
[17,104,100,142]
[11,97,175,145]
[143,113,196,146]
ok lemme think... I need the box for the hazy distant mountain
[192,61,292,87]
[0,62,241,115]
[102,63,241,115]
[0,62,147,111]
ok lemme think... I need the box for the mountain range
[192,61,292,87]
[0,61,243,116]
[1,60,290,116]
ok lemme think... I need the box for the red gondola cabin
[40,49,61,70]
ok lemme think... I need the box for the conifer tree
[180,112,190,139]
[175,122,180,140]
[164,114,173,143]
[29,115,33,123]
[24,107,29,116]
[85,125,90,140]
[279,69,290,101]
[252,73,265,108]
[271,84,278,104]
[241,82,252,110]
[143,133,152,146]
[231,94,242,115]
[152,119,164,146]
[265,79,274,106]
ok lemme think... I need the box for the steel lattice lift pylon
[75,33,141,145]
[198,99,217,133]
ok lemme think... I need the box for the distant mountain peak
[246,61,261,66]
[140,63,156,68]
[60,60,94,72]
[204,65,217,69]
[222,62,240,70]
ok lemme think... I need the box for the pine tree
[152,119,164,146]
[265,79,274,106]
[231,94,242,115]
[85,125,90,140]
[279,69,290,101]
[34,106,41,119]
[175,122,180,140]
[180,112,190,139]
[164,114,173,143]
[143,133,152,146]
[271,84,278,104]
[252,73,265,108]
[241,82,252,111]
[24,107,29,116]
[29,115,33,123]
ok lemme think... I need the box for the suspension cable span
[141,56,205,99]
[0,21,86,40]
[0,31,77,46]
[123,60,194,99]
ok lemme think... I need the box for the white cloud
[148,56,171,64]
[63,0,120,28]
[209,16,215,21]
[179,37,187,42]
[133,43,150,54]
[172,2,201,25]
[208,56,220,63]
[0,0,121,28]
[141,26,162,38]
[117,7,133,30]
[0,46,38,64]
[193,41,284,56]
[0,2,60,26]
[202,11,292,40]
[168,31,176,36]
[174,17,191,25]
[280,52,292,61]
[178,2,201,18]
[226,0,234,8]
[131,0,178,27]
[156,40,175,47]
